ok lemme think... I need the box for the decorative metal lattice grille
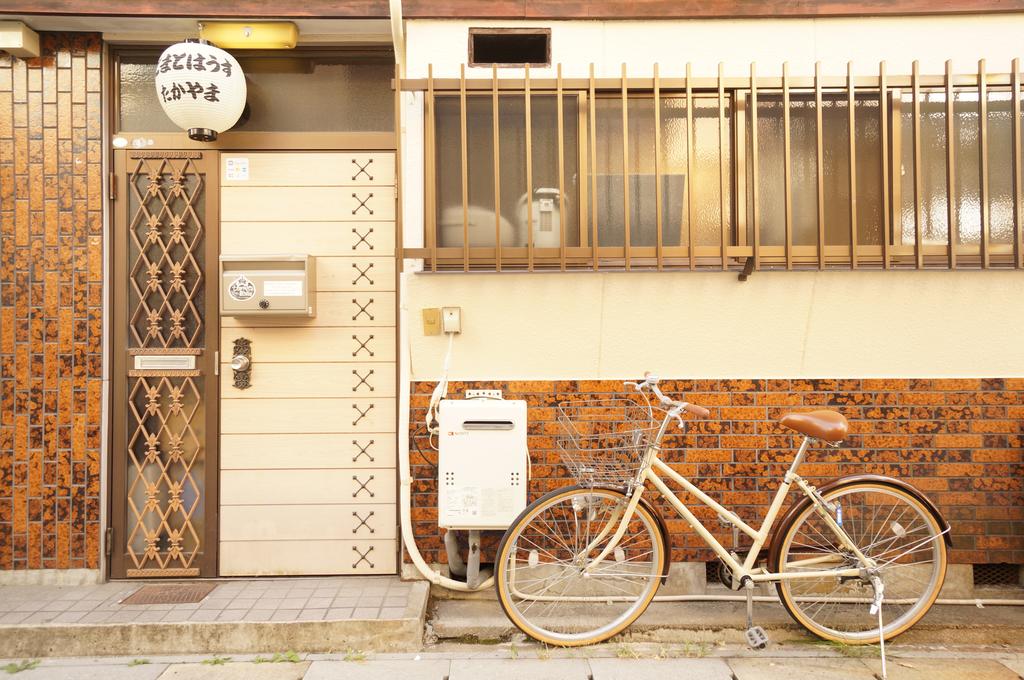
[123,157,208,577]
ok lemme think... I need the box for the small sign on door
[225,157,249,181]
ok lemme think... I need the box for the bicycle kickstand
[743,578,769,650]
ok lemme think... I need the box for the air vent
[973,563,1022,588]
[469,28,551,68]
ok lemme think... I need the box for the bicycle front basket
[556,397,658,487]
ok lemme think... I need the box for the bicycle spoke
[778,484,944,643]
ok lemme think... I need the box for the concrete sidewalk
[0,577,429,658]
[1,645,1022,680]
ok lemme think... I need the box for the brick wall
[409,379,1024,567]
[0,34,104,570]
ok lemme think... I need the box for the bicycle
[494,374,950,647]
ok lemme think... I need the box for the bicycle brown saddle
[779,410,848,442]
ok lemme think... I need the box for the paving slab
[862,658,1021,680]
[449,658,591,680]
[588,657,734,680]
[305,659,452,679]
[728,657,878,680]
[1000,658,1024,676]
[155,661,309,679]
[9,663,169,680]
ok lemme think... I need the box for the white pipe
[398,267,493,592]
[651,594,1024,606]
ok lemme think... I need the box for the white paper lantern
[155,40,246,141]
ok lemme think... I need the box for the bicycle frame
[580,410,872,585]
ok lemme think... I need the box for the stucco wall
[405,269,1024,381]
[405,15,1024,78]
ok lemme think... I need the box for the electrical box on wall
[220,254,316,317]
[438,398,528,530]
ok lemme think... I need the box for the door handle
[232,337,252,389]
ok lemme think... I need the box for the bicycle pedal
[745,626,769,650]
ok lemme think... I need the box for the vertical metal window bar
[654,63,664,270]
[979,59,990,269]
[945,60,958,269]
[492,65,502,272]
[718,62,728,270]
[912,60,923,269]
[783,62,793,270]
[557,64,567,271]
[459,64,469,272]
[751,62,761,270]
[815,62,826,269]
[525,64,534,271]
[1014,58,1023,269]
[848,62,858,269]
[427,64,437,272]
[589,64,599,271]
[880,61,892,270]
[686,63,695,269]
[621,64,632,270]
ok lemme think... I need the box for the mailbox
[219,254,316,317]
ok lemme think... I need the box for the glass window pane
[119,53,395,132]
[898,89,1014,247]
[434,93,579,248]
[749,93,881,248]
[594,94,730,248]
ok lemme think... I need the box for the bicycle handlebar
[626,373,710,419]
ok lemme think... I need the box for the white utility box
[438,398,529,530]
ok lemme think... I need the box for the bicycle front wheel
[495,486,666,646]
[775,480,947,644]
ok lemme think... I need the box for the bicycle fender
[766,474,952,572]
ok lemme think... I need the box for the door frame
[109,149,221,578]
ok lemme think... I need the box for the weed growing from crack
[2,660,40,675]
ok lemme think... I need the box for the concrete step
[0,578,429,658]
[429,598,1024,647]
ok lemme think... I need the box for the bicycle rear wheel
[775,480,947,644]
[495,486,666,646]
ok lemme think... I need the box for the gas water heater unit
[438,397,529,530]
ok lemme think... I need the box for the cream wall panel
[406,17,1024,79]
[222,398,396,434]
[405,271,1024,380]
[221,469,397,505]
[221,434,396,470]
[222,186,396,222]
[222,293,396,328]
[220,327,396,363]
[220,539,396,576]
[221,153,395,187]
[220,362,396,399]
[221,504,397,541]
[222,222,394,257]
[318,257,396,292]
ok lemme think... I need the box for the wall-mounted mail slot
[220,254,316,317]
[133,355,197,371]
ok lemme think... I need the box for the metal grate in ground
[120,582,218,605]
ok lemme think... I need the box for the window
[117,50,395,133]
[434,93,579,248]
[413,65,1024,271]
